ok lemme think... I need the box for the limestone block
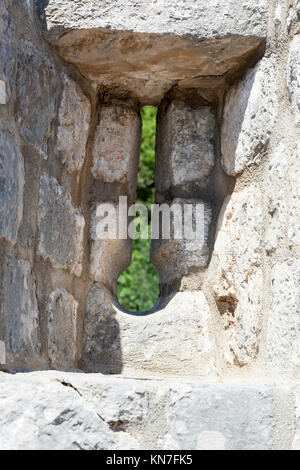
[89,203,132,286]
[287,35,300,128]
[214,185,264,365]
[0,123,24,244]
[82,286,214,377]
[151,198,213,285]
[1,256,40,365]
[44,0,268,38]
[44,2,267,104]
[37,173,85,277]
[0,371,278,450]
[0,372,138,450]
[156,101,216,196]
[266,260,300,375]
[57,74,91,172]
[0,1,15,102]
[92,105,141,198]
[15,39,56,158]
[161,382,273,450]
[46,289,78,370]
[221,58,277,175]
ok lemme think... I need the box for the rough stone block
[44,1,267,104]
[89,203,132,287]
[266,260,300,376]
[15,39,56,158]
[57,74,91,173]
[43,1,267,101]
[1,256,40,365]
[161,382,274,450]
[82,286,214,377]
[213,185,264,365]
[287,35,300,127]
[92,105,141,198]
[37,173,85,277]
[0,372,138,450]
[0,123,24,244]
[82,286,123,375]
[46,288,78,370]
[0,372,278,450]
[221,58,277,175]
[44,0,268,38]
[156,101,216,197]
[151,198,213,285]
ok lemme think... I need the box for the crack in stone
[57,379,106,423]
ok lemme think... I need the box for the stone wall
[0,0,299,450]
[0,0,92,371]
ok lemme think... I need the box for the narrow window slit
[117,106,160,313]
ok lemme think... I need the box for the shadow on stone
[81,285,123,374]
[34,0,50,30]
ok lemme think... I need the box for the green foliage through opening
[117,106,160,312]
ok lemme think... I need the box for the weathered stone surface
[1,255,40,365]
[156,101,216,197]
[44,1,266,104]
[92,105,141,197]
[0,1,15,102]
[287,35,300,128]
[0,371,280,450]
[264,143,289,254]
[37,173,85,277]
[151,199,213,285]
[0,80,6,104]
[288,146,300,247]
[214,186,264,366]
[0,341,6,364]
[287,0,300,34]
[82,286,122,375]
[292,385,300,450]
[0,372,139,450]
[15,39,56,158]
[83,286,214,377]
[161,382,273,450]
[69,374,150,428]
[266,260,300,376]
[221,58,277,175]
[44,0,268,38]
[118,291,214,377]
[0,123,24,244]
[57,74,91,173]
[89,203,132,287]
[46,288,78,370]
